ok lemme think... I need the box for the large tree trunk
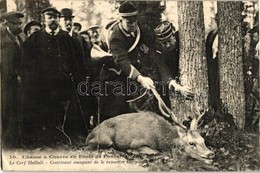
[217,1,245,129]
[172,1,208,122]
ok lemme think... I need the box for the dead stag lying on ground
[85,111,215,164]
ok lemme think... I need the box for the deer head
[169,103,215,164]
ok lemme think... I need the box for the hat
[1,11,24,21]
[86,25,100,32]
[79,30,89,35]
[42,7,61,17]
[23,21,42,35]
[119,1,138,17]
[154,21,176,41]
[60,8,75,18]
[73,22,82,30]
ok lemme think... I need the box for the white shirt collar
[45,27,59,36]
[69,30,73,37]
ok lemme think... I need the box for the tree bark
[172,1,208,122]
[217,1,245,129]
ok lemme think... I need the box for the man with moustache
[87,25,108,51]
[59,8,97,132]
[0,11,24,148]
[22,7,83,147]
[99,2,154,122]
[153,21,194,108]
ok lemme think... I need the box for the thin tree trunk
[217,1,245,129]
[172,1,208,122]
[0,0,7,13]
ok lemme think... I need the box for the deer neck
[174,126,187,147]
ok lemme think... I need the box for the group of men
[1,1,193,148]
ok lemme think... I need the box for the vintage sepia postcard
[0,0,259,171]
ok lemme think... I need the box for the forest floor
[2,131,259,171]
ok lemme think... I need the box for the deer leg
[86,131,114,150]
[130,140,159,155]
[138,146,159,155]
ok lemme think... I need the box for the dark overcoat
[21,29,83,146]
[0,26,23,147]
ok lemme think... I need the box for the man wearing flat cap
[86,25,107,50]
[153,21,194,107]
[1,11,24,148]
[87,24,108,80]
[22,7,87,147]
[98,1,154,122]
[23,21,42,37]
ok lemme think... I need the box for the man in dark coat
[99,1,154,122]
[22,7,83,147]
[153,21,194,107]
[59,8,97,133]
[0,11,24,148]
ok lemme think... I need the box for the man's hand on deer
[137,75,155,89]
[169,80,194,100]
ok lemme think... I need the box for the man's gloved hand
[169,80,194,100]
[137,75,155,89]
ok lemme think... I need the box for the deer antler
[151,88,187,130]
[190,101,208,131]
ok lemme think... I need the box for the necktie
[51,30,55,36]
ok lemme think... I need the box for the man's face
[28,25,41,36]
[121,16,138,33]
[6,18,23,35]
[60,17,73,32]
[72,26,80,33]
[88,29,100,44]
[44,14,60,31]
[159,35,177,51]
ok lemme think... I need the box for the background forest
[0,0,259,171]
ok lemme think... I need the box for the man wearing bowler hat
[22,7,86,147]
[59,8,91,74]
[154,21,194,108]
[1,11,24,148]
[23,21,42,37]
[59,8,97,132]
[99,1,154,122]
